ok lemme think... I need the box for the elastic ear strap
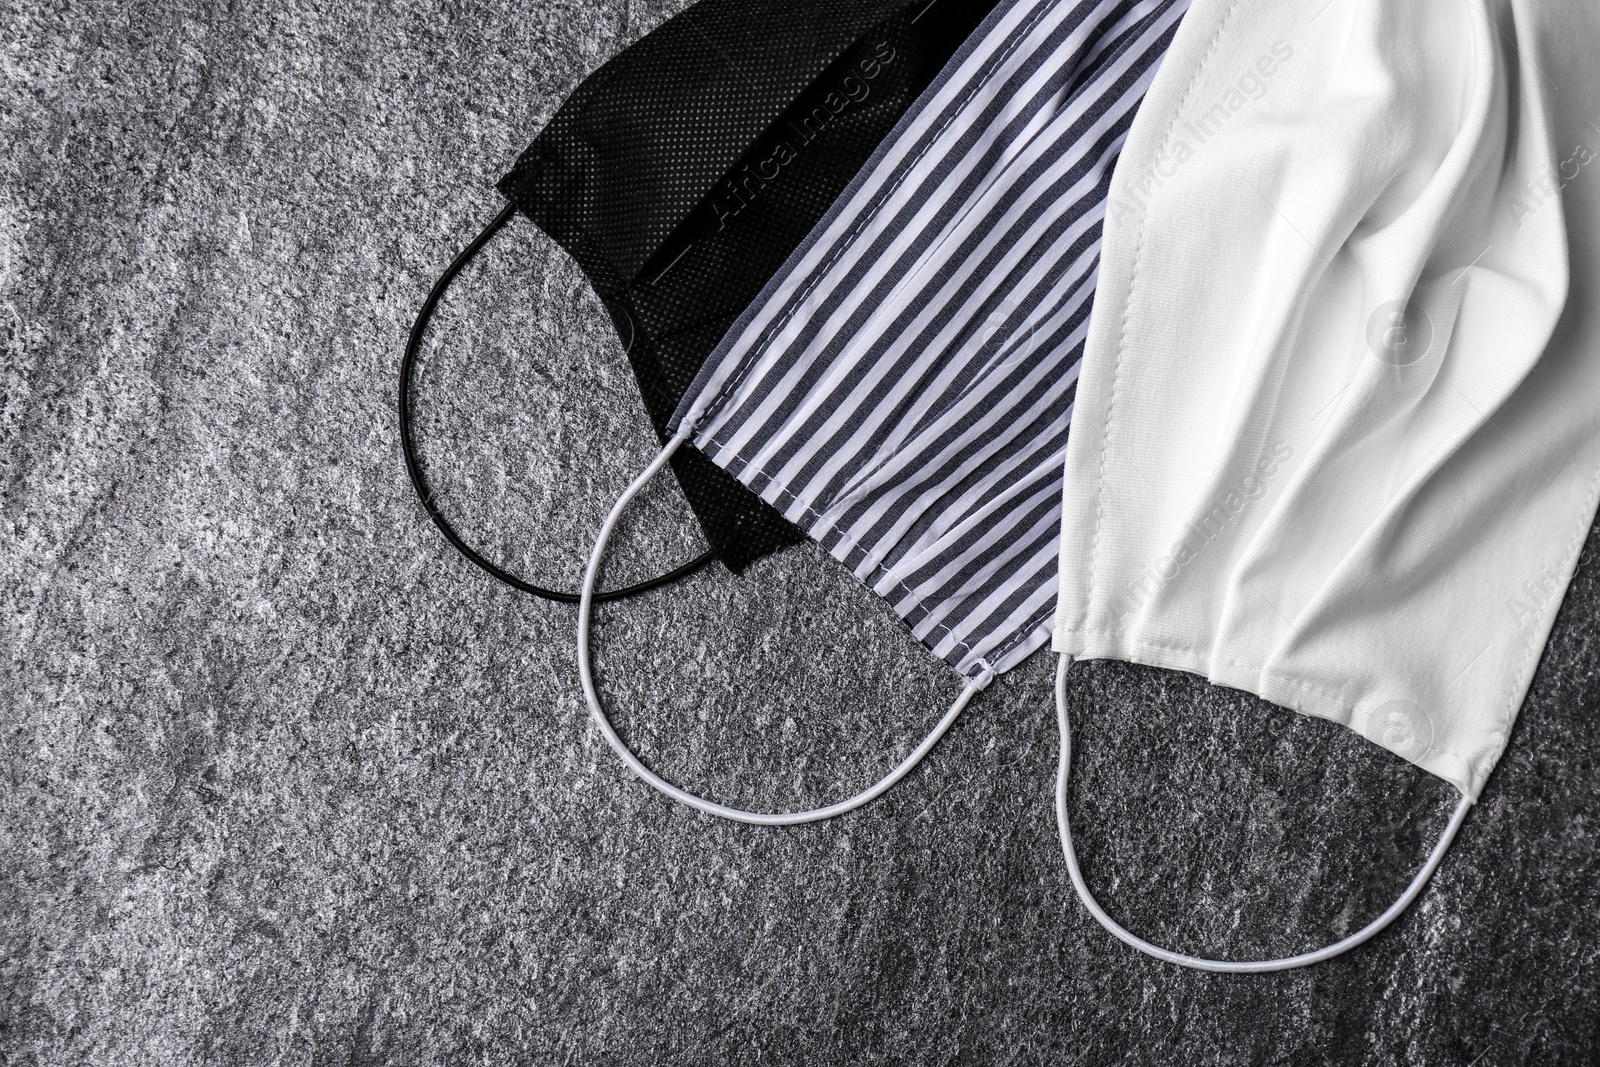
[399,203,716,604]
[576,436,980,826]
[1053,654,1472,973]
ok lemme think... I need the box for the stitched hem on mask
[1051,628,1491,801]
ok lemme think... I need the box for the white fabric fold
[1054,0,1600,800]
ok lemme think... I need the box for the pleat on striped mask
[578,0,1192,823]
[400,0,999,603]
[1050,0,1598,971]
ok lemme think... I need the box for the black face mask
[401,0,999,602]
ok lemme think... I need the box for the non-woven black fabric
[497,0,999,572]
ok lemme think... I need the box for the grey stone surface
[2,2,1597,1064]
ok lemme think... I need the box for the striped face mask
[578,0,1192,821]
[1052,0,1598,971]
[400,0,997,603]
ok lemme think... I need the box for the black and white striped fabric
[671,0,1191,682]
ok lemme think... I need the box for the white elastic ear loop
[575,434,981,826]
[1053,654,1472,972]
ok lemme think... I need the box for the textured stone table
[2,2,1596,1064]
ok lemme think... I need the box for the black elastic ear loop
[399,203,717,603]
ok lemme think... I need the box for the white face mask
[1053,0,1600,969]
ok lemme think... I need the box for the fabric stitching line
[1057,627,1491,783]
[1486,0,1592,792]
[1083,0,1244,620]
[1497,420,1600,774]
[686,0,1054,435]
[978,601,1059,668]
[1058,625,1358,706]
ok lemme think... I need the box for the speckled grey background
[2,2,1597,1064]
